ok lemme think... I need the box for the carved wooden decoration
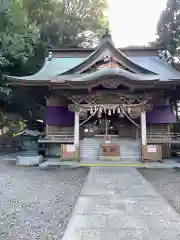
[63,94,98,105]
[98,61,120,69]
[63,92,150,105]
[102,81,120,89]
[65,90,152,117]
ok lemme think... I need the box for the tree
[0,0,108,133]
[154,0,180,128]
[0,0,39,70]
[23,0,108,48]
[154,0,180,57]
[0,0,41,131]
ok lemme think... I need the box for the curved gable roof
[61,36,155,75]
[4,33,180,84]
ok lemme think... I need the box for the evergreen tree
[0,0,108,132]
[155,0,180,57]
[23,0,108,48]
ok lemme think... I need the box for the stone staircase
[80,137,141,162]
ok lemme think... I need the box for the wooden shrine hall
[5,32,180,162]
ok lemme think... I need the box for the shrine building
[5,33,180,162]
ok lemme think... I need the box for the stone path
[62,167,180,240]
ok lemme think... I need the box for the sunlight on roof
[108,0,167,47]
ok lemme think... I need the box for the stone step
[80,138,141,161]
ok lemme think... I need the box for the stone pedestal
[16,155,43,166]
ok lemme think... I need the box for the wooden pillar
[74,111,80,146]
[141,110,147,146]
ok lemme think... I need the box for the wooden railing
[38,132,180,143]
[38,132,74,143]
[40,132,74,137]
[147,132,180,142]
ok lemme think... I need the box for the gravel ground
[0,162,88,240]
[139,168,180,215]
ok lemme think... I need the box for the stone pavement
[38,157,180,169]
[62,167,180,240]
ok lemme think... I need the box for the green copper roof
[5,50,180,82]
[6,57,85,81]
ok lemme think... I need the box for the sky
[108,0,168,47]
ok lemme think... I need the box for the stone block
[16,155,43,166]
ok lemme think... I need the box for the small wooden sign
[104,135,111,144]
[100,144,120,157]
[142,145,163,162]
[104,135,111,141]
[147,145,157,153]
[66,144,75,152]
[61,144,79,161]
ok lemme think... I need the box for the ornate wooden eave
[5,72,180,91]
[63,90,151,104]
[48,65,160,90]
[49,80,156,91]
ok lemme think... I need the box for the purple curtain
[44,106,176,125]
[146,106,176,124]
[44,106,74,126]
